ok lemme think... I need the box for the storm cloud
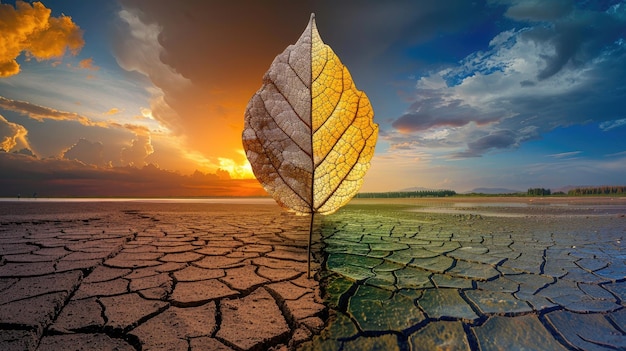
[63,138,107,167]
[390,1,626,158]
[0,152,265,197]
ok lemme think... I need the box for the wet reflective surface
[300,198,626,351]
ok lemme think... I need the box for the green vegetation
[527,188,551,196]
[355,190,456,198]
[567,186,626,196]
[356,186,626,198]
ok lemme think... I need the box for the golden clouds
[0,1,84,77]
[104,107,122,115]
[78,57,99,71]
[0,96,106,127]
[0,96,157,167]
[0,114,29,151]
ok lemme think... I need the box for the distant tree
[568,186,626,196]
[527,188,551,196]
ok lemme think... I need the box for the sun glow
[218,156,255,179]
[140,107,154,120]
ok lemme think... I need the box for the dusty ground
[0,201,324,351]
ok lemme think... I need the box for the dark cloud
[453,130,518,158]
[112,0,491,167]
[14,148,35,157]
[512,1,626,81]
[391,1,626,158]
[113,0,313,162]
[63,138,106,166]
[502,0,574,21]
[392,96,502,132]
[0,152,265,197]
[312,0,486,63]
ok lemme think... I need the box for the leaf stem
[308,211,315,279]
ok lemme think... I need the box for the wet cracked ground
[301,199,626,351]
[0,202,325,351]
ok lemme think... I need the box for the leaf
[243,14,378,216]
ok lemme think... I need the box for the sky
[0,0,625,197]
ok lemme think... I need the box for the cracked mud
[0,198,624,351]
[301,198,626,351]
[0,202,324,351]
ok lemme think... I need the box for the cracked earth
[302,198,626,351]
[0,202,324,351]
[0,198,625,351]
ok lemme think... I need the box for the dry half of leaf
[243,13,378,216]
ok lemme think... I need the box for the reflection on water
[410,207,529,217]
[453,202,529,208]
[404,198,626,217]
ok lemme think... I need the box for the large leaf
[243,14,378,216]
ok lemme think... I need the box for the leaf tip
[309,13,318,33]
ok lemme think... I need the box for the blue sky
[0,0,625,196]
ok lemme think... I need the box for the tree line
[354,186,625,198]
[567,186,626,196]
[526,186,626,196]
[356,190,457,198]
[527,188,551,196]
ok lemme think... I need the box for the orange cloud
[0,97,157,141]
[121,133,154,167]
[0,96,160,168]
[0,1,84,77]
[0,96,106,127]
[0,114,30,151]
[113,5,261,178]
[78,57,99,71]
[104,107,122,115]
[120,123,151,136]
